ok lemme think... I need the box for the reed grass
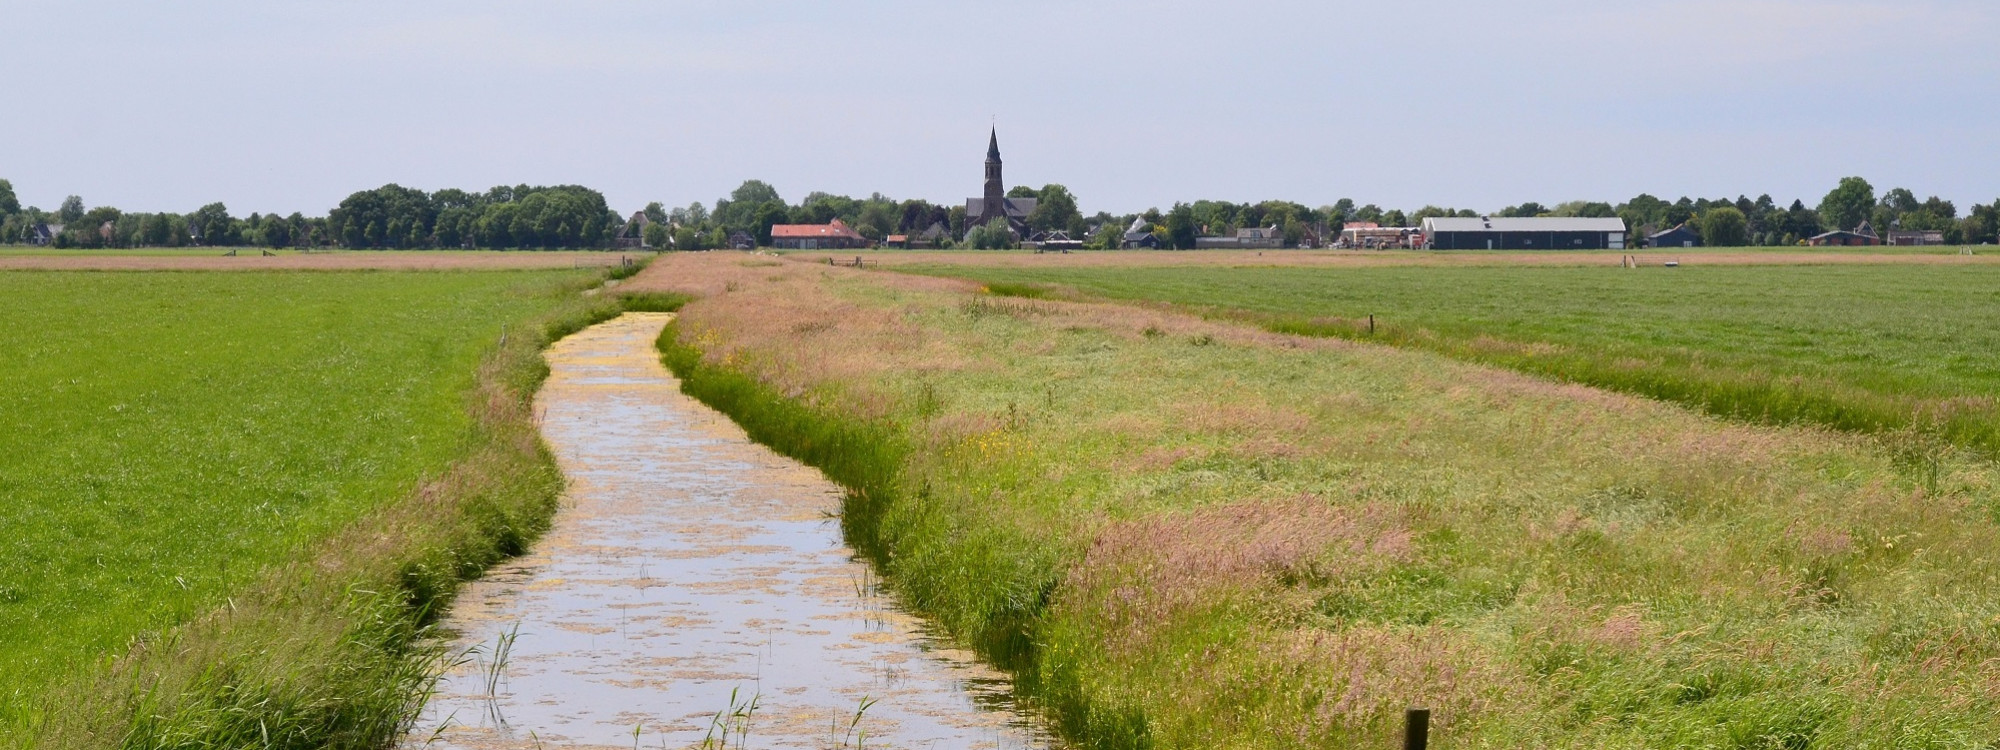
[634,253,2000,749]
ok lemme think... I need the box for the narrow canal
[409,313,1052,750]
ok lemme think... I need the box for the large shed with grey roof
[1420,216,1628,250]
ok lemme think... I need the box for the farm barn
[1421,216,1628,250]
[769,219,871,250]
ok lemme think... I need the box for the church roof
[965,197,1036,219]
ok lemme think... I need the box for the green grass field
[0,270,592,727]
[900,261,2000,456]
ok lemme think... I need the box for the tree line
[0,180,625,250]
[4,175,1995,250]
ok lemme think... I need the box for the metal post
[1403,708,1430,750]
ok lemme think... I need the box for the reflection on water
[407,313,1053,750]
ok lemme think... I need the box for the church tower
[983,127,1005,209]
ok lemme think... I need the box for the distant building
[1809,221,1881,247]
[1648,224,1701,249]
[1339,222,1420,249]
[1121,217,1163,249]
[964,129,1037,236]
[727,231,757,250]
[1195,226,1286,249]
[1027,230,1083,252]
[1420,216,1628,250]
[915,222,950,248]
[883,234,910,249]
[28,222,62,246]
[1884,229,1946,246]
[1809,230,1881,246]
[769,219,870,250]
[615,211,650,249]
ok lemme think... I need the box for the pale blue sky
[3,0,1995,217]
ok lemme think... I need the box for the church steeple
[984,128,1005,206]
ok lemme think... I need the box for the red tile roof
[770,219,866,240]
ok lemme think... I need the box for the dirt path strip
[408,313,1050,750]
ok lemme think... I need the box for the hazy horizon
[4,0,1996,218]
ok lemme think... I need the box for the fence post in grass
[1402,708,1430,750]
[1368,314,1376,335]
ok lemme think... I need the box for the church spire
[987,127,1001,161]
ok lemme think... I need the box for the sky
[3,0,1996,218]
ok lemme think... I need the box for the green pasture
[902,261,2000,455]
[0,270,588,712]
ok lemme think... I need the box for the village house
[28,222,63,246]
[1120,217,1163,249]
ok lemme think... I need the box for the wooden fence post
[1403,708,1430,750]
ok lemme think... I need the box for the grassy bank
[1,267,677,747]
[896,262,2000,459]
[633,253,2000,749]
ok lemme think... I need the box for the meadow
[632,252,2000,749]
[893,258,2000,458]
[0,267,664,746]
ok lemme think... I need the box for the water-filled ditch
[408,313,1053,750]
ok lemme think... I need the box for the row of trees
[0,180,314,248]
[5,175,1995,250]
[326,184,621,249]
[0,180,629,250]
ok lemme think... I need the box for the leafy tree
[1500,202,1547,218]
[966,217,1015,249]
[1026,184,1084,235]
[1960,203,1999,245]
[1698,207,1750,247]
[752,201,789,246]
[730,180,782,207]
[1006,186,1039,199]
[713,180,782,233]
[261,216,291,248]
[1165,203,1197,249]
[948,206,967,238]
[1818,176,1875,231]
[58,196,85,224]
[642,221,669,249]
[643,202,667,225]
[0,179,18,216]
[856,200,897,240]
[672,225,703,251]
[190,202,237,246]
[1550,201,1616,218]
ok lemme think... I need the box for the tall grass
[634,252,2000,749]
[4,270,658,749]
